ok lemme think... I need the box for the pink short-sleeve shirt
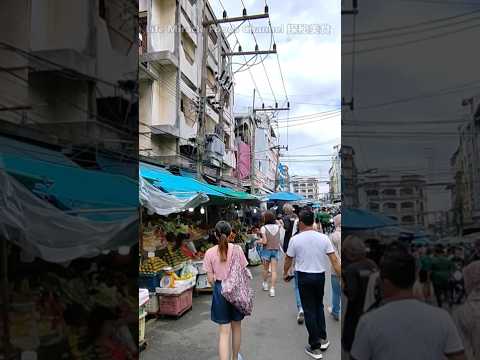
[203,243,248,281]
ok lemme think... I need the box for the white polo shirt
[286,230,335,273]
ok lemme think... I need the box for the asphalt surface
[141,258,341,360]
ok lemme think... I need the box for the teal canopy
[140,163,258,202]
[0,135,137,221]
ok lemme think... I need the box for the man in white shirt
[283,209,341,360]
[350,242,465,360]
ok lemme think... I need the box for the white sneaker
[269,287,275,297]
[262,281,269,291]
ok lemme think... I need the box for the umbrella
[343,208,398,230]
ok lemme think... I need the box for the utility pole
[197,3,275,181]
[250,88,256,195]
[253,104,290,194]
[197,0,209,180]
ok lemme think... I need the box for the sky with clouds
[210,0,341,193]
[342,0,480,211]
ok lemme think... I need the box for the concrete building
[139,0,236,182]
[329,144,341,203]
[291,176,320,200]
[359,174,427,229]
[0,0,138,161]
[234,113,279,194]
[449,98,480,231]
[339,145,358,207]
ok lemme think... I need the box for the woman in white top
[257,210,282,297]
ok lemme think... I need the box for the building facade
[339,145,358,207]
[139,0,236,183]
[291,176,320,200]
[359,174,427,229]
[329,144,341,203]
[0,0,138,164]
[233,113,279,194]
[449,98,480,232]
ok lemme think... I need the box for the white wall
[150,0,175,53]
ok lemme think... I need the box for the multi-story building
[329,144,342,203]
[340,145,358,207]
[291,176,320,200]
[0,0,138,165]
[358,174,427,229]
[139,0,236,183]
[233,113,279,194]
[449,97,480,231]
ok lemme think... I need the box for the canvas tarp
[140,176,209,215]
[0,170,137,263]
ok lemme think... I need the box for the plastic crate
[145,293,159,314]
[139,313,146,343]
[158,288,193,316]
[139,274,160,291]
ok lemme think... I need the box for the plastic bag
[248,247,261,265]
[181,261,199,279]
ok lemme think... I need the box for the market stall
[0,137,139,360]
[138,163,261,326]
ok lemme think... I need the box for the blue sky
[210,0,341,193]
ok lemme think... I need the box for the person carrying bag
[204,221,253,360]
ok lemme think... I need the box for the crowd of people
[342,235,480,360]
[203,204,341,360]
[202,202,480,360]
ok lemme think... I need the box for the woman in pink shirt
[204,221,248,360]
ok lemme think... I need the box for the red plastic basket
[158,289,193,316]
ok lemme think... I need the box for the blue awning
[343,208,398,229]
[265,192,305,202]
[140,163,258,201]
[140,163,227,199]
[0,135,137,220]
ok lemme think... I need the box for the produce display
[161,244,189,268]
[139,257,169,275]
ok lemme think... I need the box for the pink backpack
[221,245,254,316]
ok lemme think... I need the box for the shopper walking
[431,245,454,308]
[282,204,304,323]
[350,242,465,360]
[342,236,377,355]
[204,221,249,360]
[258,211,282,297]
[453,260,480,360]
[328,214,341,321]
[283,209,341,359]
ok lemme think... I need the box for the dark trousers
[297,271,327,349]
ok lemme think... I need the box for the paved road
[142,259,341,360]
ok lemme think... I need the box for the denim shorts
[261,249,280,262]
[211,281,245,324]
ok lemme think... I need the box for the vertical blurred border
[0,1,139,359]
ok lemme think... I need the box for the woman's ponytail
[215,221,232,262]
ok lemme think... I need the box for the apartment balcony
[139,2,179,70]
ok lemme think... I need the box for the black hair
[380,241,416,289]
[299,209,314,226]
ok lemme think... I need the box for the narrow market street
[141,260,341,360]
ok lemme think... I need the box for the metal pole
[197,0,209,180]
[251,88,256,195]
